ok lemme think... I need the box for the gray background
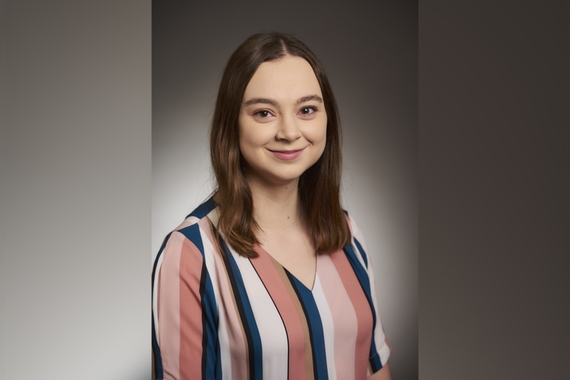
[1,1,151,379]
[2,0,567,379]
[152,2,418,379]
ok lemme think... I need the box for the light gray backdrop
[152,2,418,379]
[1,0,151,379]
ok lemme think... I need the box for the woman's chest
[204,247,374,379]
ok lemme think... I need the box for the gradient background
[1,1,152,379]
[152,2,418,379]
[1,1,568,380]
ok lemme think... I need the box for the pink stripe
[178,237,206,379]
[252,245,308,380]
[317,253,358,379]
[157,232,184,379]
[201,221,249,380]
[330,249,373,380]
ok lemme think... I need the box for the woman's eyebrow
[296,95,323,104]
[243,95,323,107]
[243,97,278,107]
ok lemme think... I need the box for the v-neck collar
[254,244,317,292]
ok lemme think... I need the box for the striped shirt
[152,198,391,380]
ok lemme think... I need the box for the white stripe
[378,340,391,367]
[232,250,289,380]
[152,253,165,345]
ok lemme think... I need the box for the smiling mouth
[268,148,306,161]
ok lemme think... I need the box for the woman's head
[210,32,350,257]
[239,54,328,189]
[211,32,342,191]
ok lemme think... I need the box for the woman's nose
[276,115,302,141]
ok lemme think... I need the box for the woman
[152,32,392,380]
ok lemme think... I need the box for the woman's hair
[210,32,351,258]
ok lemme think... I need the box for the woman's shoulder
[343,211,366,243]
[174,197,218,232]
[343,211,372,269]
[157,197,219,260]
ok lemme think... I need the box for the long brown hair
[210,32,350,258]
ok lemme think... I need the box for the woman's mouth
[268,148,305,161]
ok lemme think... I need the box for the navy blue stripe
[187,197,217,219]
[370,352,383,373]
[199,251,221,380]
[343,244,383,372]
[218,237,263,380]
[353,237,368,268]
[179,224,220,380]
[287,273,329,380]
[151,232,174,380]
[199,262,209,379]
[151,317,163,379]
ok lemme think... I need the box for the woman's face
[238,55,327,187]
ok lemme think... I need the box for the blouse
[152,197,390,380]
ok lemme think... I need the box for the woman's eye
[254,110,272,118]
[300,106,316,115]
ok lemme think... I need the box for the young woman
[152,32,392,380]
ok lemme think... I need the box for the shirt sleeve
[152,229,211,380]
[348,216,392,375]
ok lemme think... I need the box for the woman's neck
[247,176,304,233]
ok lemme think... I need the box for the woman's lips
[268,148,305,161]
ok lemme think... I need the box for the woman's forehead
[243,56,322,103]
